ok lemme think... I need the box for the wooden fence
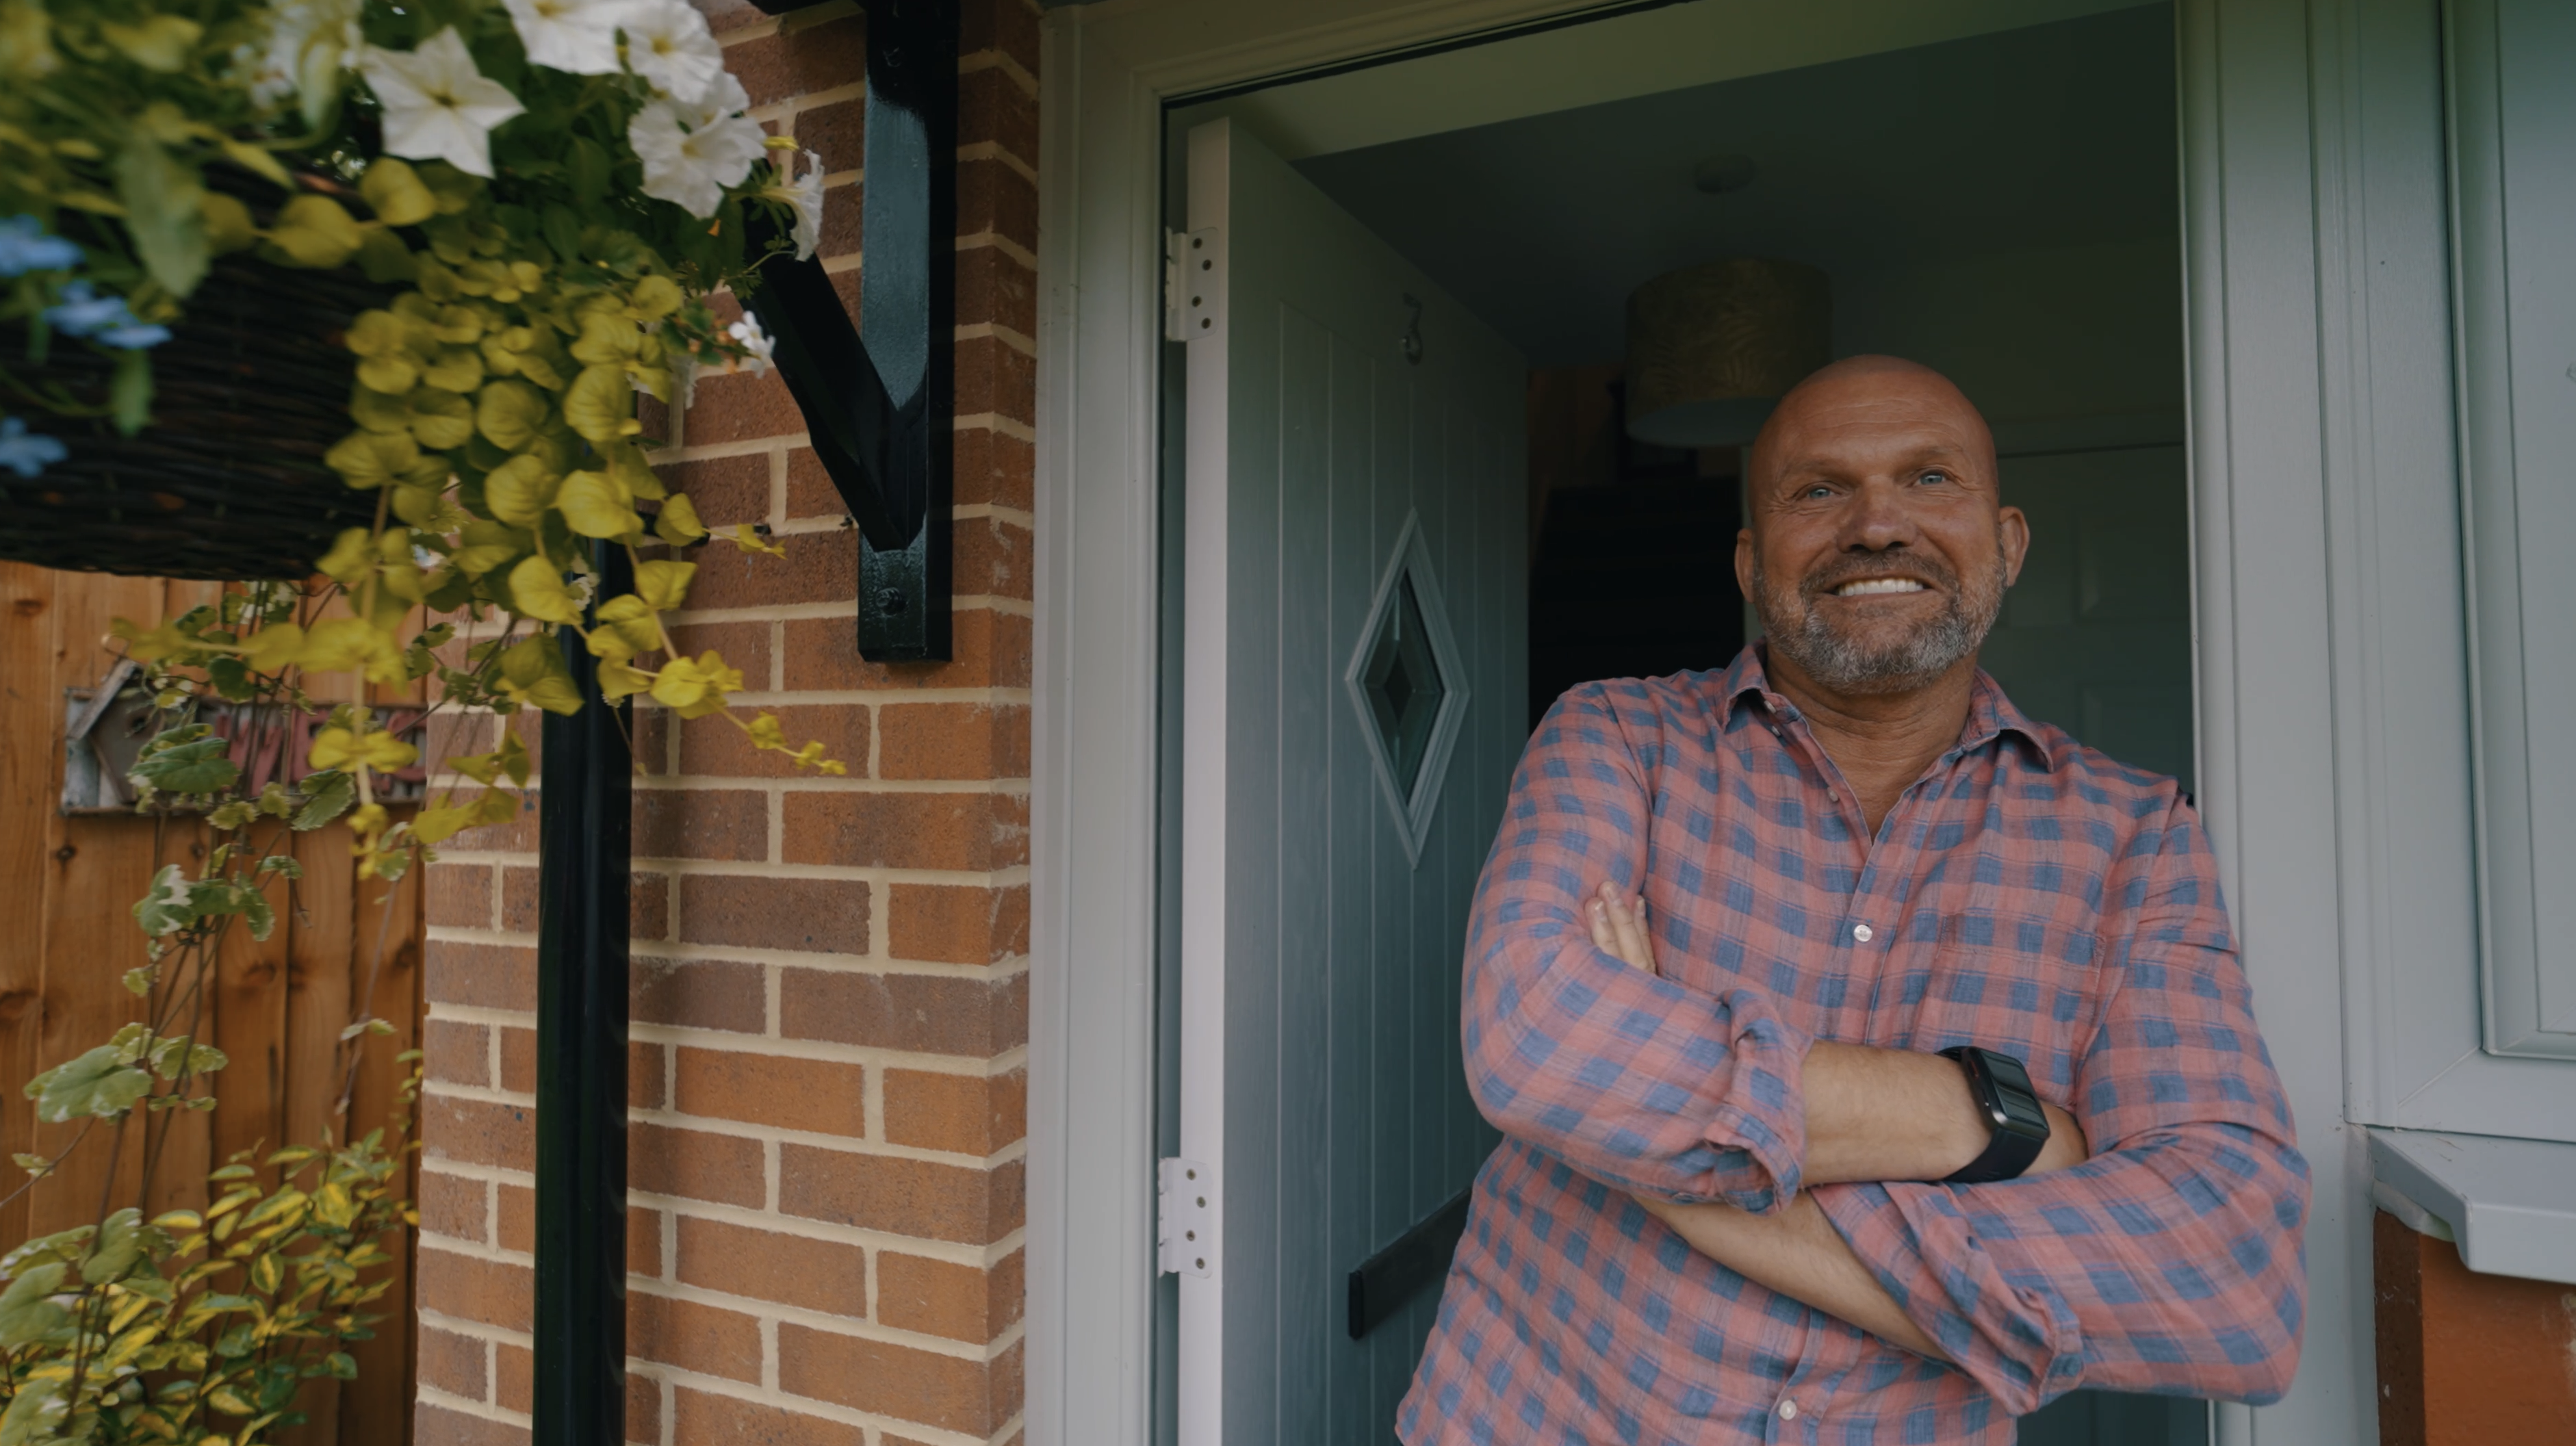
[0,563,423,1446]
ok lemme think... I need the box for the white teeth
[1835,578,1928,596]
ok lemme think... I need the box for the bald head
[1746,356,1998,521]
[1732,355,2026,698]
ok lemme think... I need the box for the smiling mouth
[1831,578,1931,597]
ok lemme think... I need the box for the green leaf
[81,1208,153,1285]
[131,864,194,937]
[27,1047,153,1122]
[115,135,208,296]
[0,1263,70,1351]
[260,194,365,270]
[130,735,240,795]
[293,771,355,831]
[497,635,584,715]
[112,348,154,435]
[147,1036,229,1081]
[120,966,157,996]
[0,1378,65,1445]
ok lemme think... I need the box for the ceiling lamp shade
[1623,258,1831,448]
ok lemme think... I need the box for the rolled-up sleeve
[1463,684,1814,1214]
[1813,799,2310,1413]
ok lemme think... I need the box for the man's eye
[1919,469,1950,486]
[1803,485,1833,500]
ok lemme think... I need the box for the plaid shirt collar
[1716,643,2061,772]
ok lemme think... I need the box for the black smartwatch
[1940,1046,2051,1184]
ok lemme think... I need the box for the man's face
[1733,362,2028,697]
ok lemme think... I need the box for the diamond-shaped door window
[1345,514,1470,865]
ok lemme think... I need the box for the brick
[876,1248,1024,1344]
[957,157,1037,250]
[954,333,1036,426]
[424,1094,534,1172]
[495,1342,530,1411]
[817,181,864,263]
[678,875,870,955]
[496,1029,660,1109]
[656,451,771,531]
[684,366,808,448]
[419,1247,533,1332]
[680,522,858,610]
[677,705,868,781]
[632,957,768,1034]
[782,607,1030,692]
[665,621,773,698]
[424,1020,491,1088]
[632,1122,766,1207]
[797,96,866,173]
[884,1067,1025,1156]
[780,790,1027,871]
[699,0,769,31]
[780,968,1028,1055]
[957,66,1038,166]
[427,863,493,928]
[633,869,673,942]
[674,1047,866,1137]
[777,1328,1019,1436]
[675,1216,868,1316]
[951,424,1035,512]
[779,1148,1022,1245]
[956,244,1038,341]
[443,790,541,852]
[784,446,845,519]
[629,1291,762,1382]
[417,1170,488,1244]
[877,703,1028,782]
[425,712,500,772]
[727,13,868,108]
[419,1323,488,1401]
[635,788,769,862]
[627,1372,660,1445]
[414,1401,526,1446]
[888,881,1028,965]
[953,514,1034,600]
[960,0,1041,78]
[671,1388,866,1446]
[426,940,536,1011]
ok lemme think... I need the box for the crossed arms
[1460,693,2311,1412]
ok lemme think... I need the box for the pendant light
[1623,258,1831,448]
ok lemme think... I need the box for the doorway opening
[1159,4,2201,1443]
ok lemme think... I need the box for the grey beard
[1752,546,2008,695]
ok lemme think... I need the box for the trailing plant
[2,0,845,877]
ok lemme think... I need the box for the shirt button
[1778,1398,1799,1421]
[1852,922,1874,943]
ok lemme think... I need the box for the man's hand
[1583,881,2089,1183]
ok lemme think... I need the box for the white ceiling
[1263,3,2178,367]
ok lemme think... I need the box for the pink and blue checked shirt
[1400,647,2309,1445]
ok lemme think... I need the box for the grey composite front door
[1173,118,1528,1445]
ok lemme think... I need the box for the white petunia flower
[504,0,628,76]
[727,314,775,376]
[763,147,826,261]
[628,94,766,218]
[359,27,528,179]
[247,0,364,127]
[619,0,724,104]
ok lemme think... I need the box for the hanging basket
[0,257,386,582]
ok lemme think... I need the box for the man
[1399,357,2309,1444]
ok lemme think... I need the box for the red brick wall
[2374,1210,2576,1445]
[415,3,1040,1441]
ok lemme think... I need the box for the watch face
[1981,1053,2050,1135]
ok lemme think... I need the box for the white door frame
[1027,1,2379,1442]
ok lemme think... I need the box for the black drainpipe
[533,537,633,1446]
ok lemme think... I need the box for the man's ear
[1734,525,1757,604]
[1998,504,2031,588]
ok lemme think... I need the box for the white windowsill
[2367,1128,2576,1285]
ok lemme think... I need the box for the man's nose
[1838,478,1917,552]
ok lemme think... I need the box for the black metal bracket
[745,0,958,662]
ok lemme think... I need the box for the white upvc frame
[1031,1,2382,1441]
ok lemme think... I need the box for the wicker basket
[0,257,387,581]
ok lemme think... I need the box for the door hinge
[1164,226,1222,344]
[1157,1157,1215,1278]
